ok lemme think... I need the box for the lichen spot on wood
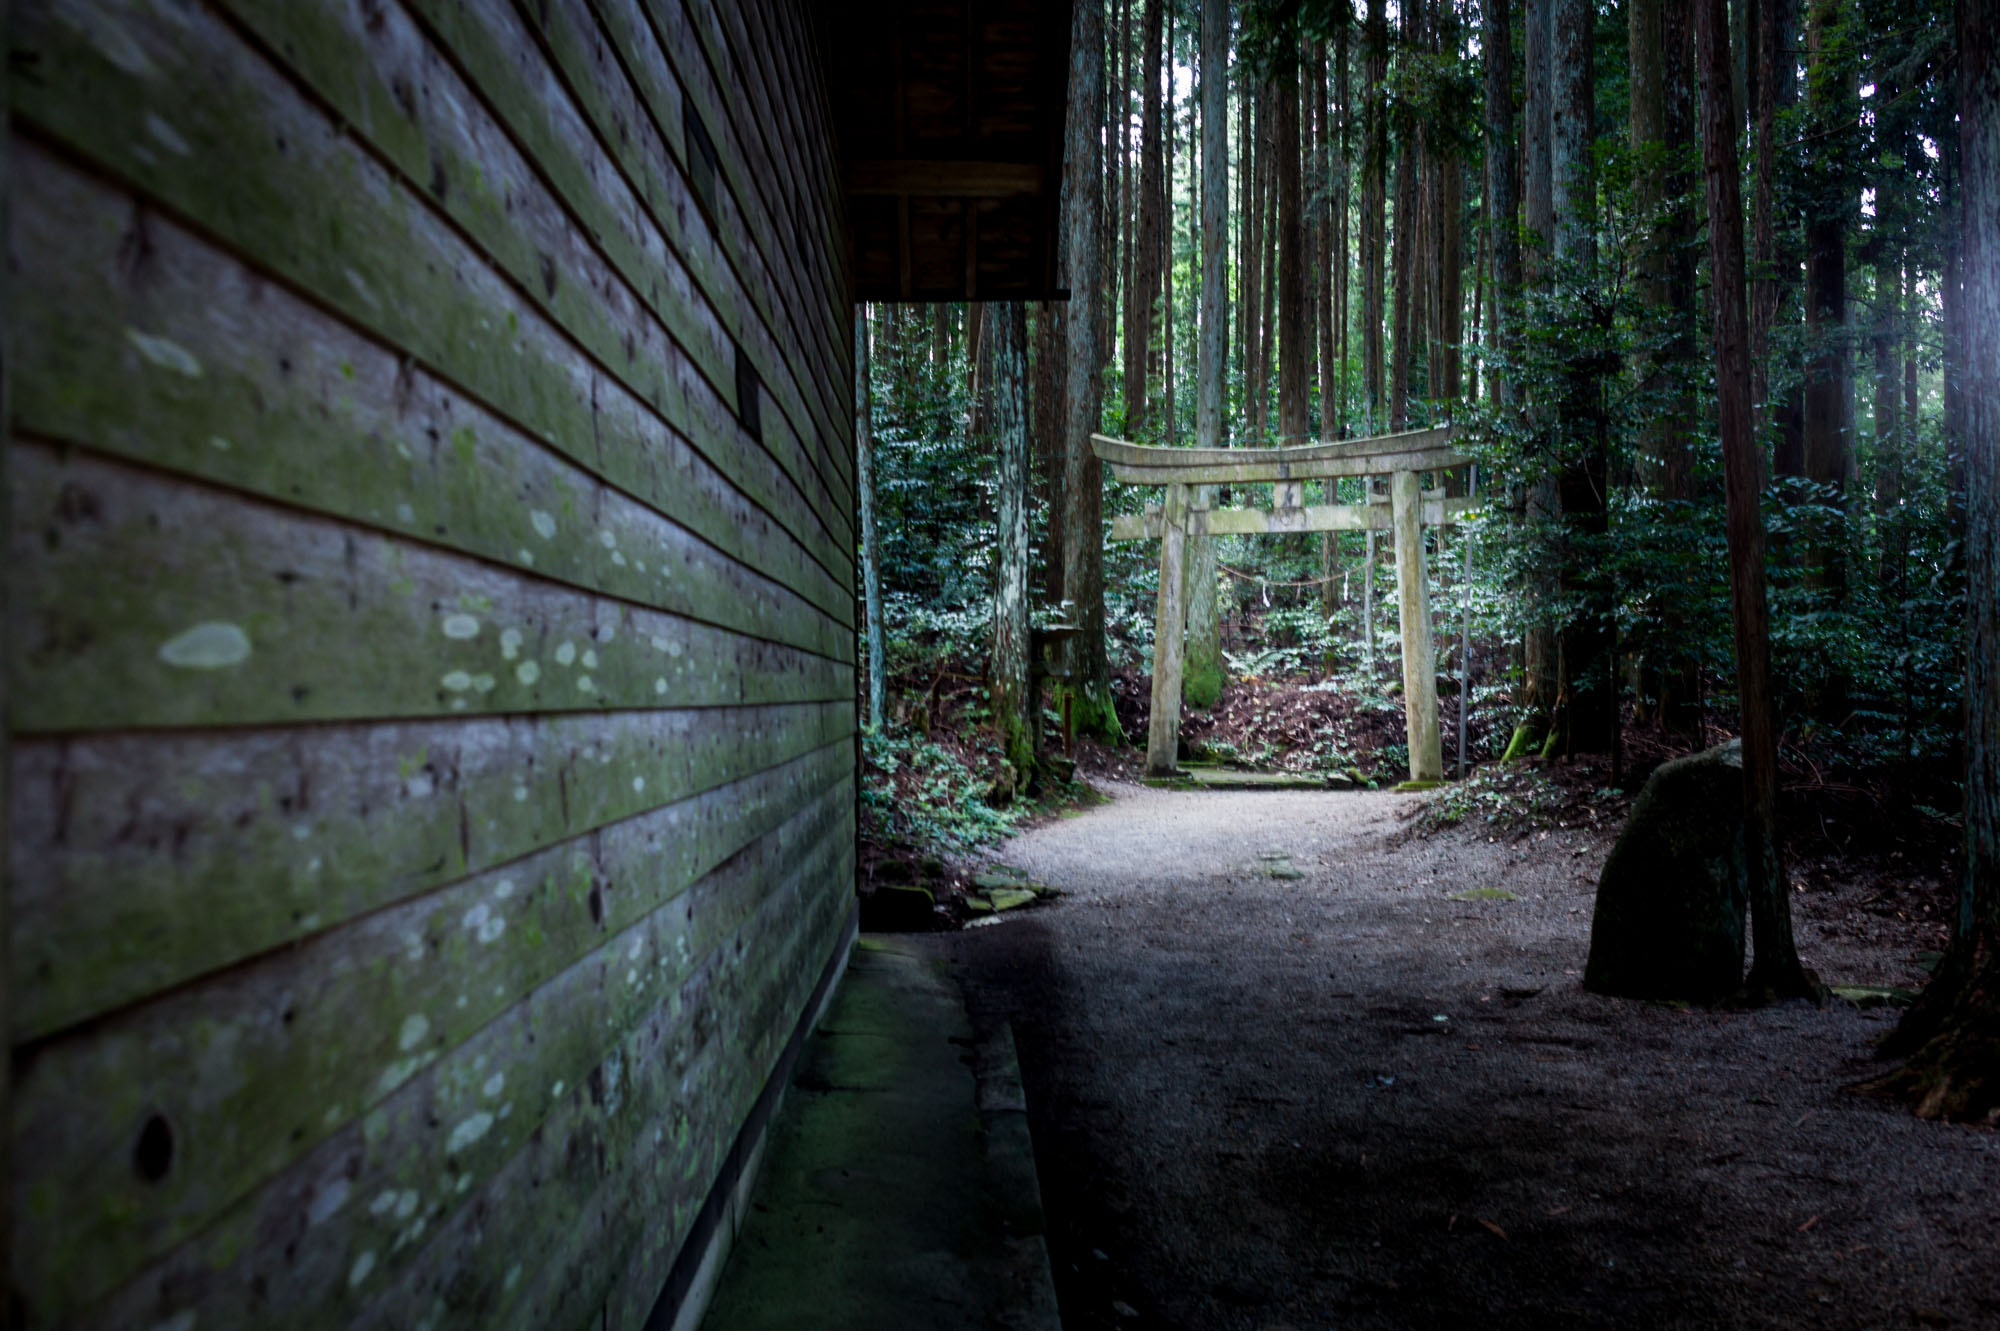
[446,1111,494,1155]
[442,613,480,640]
[555,641,577,666]
[441,670,473,692]
[581,649,599,670]
[348,1250,377,1289]
[126,329,202,377]
[144,113,191,156]
[461,903,505,945]
[399,1014,430,1052]
[159,621,251,669]
[531,510,558,540]
[516,660,540,686]
[500,628,523,660]
[307,1176,350,1227]
[482,1072,506,1099]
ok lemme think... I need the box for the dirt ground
[921,780,2000,1331]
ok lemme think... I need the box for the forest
[853,0,1998,1123]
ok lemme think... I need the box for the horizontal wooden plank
[10,0,853,595]
[213,0,849,550]
[1109,494,1476,540]
[496,0,853,513]
[47,788,853,1330]
[1092,424,1464,470]
[11,144,855,652]
[10,441,849,733]
[845,159,1047,196]
[12,685,852,1037]
[378,864,853,1331]
[546,0,850,516]
[661,0,851,457]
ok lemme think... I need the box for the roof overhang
[821,0,1074,303]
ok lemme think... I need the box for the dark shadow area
[920,788,2000,1331]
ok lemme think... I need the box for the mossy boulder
[1583,741,1748,1002]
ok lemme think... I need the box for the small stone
[1830,983,1918,1009]
[985,887,1038,912]
[964,894,995,913]
[1112,1301,1139,1319]
[1268,864,1305,881]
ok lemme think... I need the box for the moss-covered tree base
[1856,932,2000,1124]
[1183,653,1224,711]
[1500,717,1546,763]
[1064,683,1125,744]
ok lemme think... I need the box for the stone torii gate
[1093,426,1475,784]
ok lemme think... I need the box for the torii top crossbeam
[1088,425,1474,785]
[1092,424,1468,486]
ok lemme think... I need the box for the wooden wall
[5,1,857,1327]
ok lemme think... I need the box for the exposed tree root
[1855,932,2000,1125]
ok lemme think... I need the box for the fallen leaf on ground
[1797,1215,1820,1233]
[1546,1205,1573,1216]
[1478,1219,1508,1240]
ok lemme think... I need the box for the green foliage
[860,723,1030,856]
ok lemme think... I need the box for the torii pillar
[1390,469,1443,783]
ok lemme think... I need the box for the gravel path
[926,780,2000,1331]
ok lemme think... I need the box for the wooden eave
[820,0,1073,303]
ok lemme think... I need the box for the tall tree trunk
[1129,0,1165,434]
[1552,0,1615,757]
[1259,104,1280,438]
[1389,108,1417,427]
[1036,301,1068,604]
[1438,156,1464,409]
[856,308,886,731]
[1759,0,1808,475]
[1485,0,1521,413]
[1278,51,1309,444]
[1516,0,1559,739]
[1187,0,1229,711]
[1316,40,1337,441]
[1865,0,2000,1120]
[1337,25,1352,436]
[1435,0,1464,413]
[1632,0,1702,731]
[1696,0,1820,1002]
[1063,0,1119,739]
[1362,0,1388,431]
[989,302,1035,786]
[1113,0,1130,415]
[1165,6,1179,445]
[1243,73,1265,439]
[1801,0,1854,603]
[1316,41,1341,613]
